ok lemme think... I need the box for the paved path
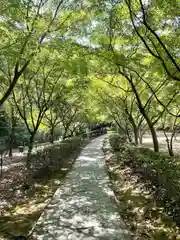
[31,136,130,240]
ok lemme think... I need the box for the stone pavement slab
[31,136,131,239]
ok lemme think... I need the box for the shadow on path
[32,136,131,240]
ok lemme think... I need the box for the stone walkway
[31,136,130,239]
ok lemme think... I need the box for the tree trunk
[125,108,139,145]
[113,117,127,136]
[126,76,159,152]
[169,133,174,157]
[25,134,35,189]
[148,121,159,152]
[168,147,174,157]
[50,127,54,143]
[139,127,145,144]
[9,147,12,157]
[27,135,34,173]
[139,134,143,144]
[62,126,68,140]
[125,124,132,142]
[127,131,132,142]
[133,126,139,145]
[166,137,174,157]
[9,108,16,157]
[8,127,15,157]
[0,155,3,178]
[163,130,173,157]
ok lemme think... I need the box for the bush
[118,144,180,223]
[109,132,127,151]
[29,137,83,179]
[12,124,30,146]
[135,148,180,200]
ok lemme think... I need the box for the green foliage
[0,1,180,236]
[0,0,179,156]
[0,107,10,152]
[126,145,180,223]
[109,132,127,151]
[30,137,83,178]
[13,124,31,146]
[105,142,180,240]
[0,107,9,140]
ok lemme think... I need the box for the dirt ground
[0,141,86,239]
[141,131,180,154]
[103,139,180,240]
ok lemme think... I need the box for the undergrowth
[0,138,88,239]
[104,133,180,239]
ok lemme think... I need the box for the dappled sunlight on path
[31,136,130,239]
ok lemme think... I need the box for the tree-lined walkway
[31,136,130,239]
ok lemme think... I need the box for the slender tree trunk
[24,134,35,189]
[50,127,54,143]
[125,109,139,144]
[69,128,75,137]
[9,108,16,157]
[164,134,174,157]
[139,133,143,144]
[168,146,174,157]
[126,76,159,152]
[0,155,3,177]
[163,117,176,157]
[127,131,132,142]
[9,126,15,157]
[62,127,68,140]
[147,120,159,152]
[139,127,145,144]
[125,123,132,142]
[62,123,71,140]
[169,133,175,157]
[133,126,139,145]
[27,134,34,172]
[9,145,12,157]
[113,117,127,136]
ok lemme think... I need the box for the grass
[0,140,88,239]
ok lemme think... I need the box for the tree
[43,108,61,143]
[58,99,81,140]
[80,0,180,153]
[125,0,180,81]
[0,106,9,176]
[0,0,87,105]
[5,98,20,157]
[161,109,180,157]
[13,56,63,173]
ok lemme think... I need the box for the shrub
[135,148,180,200]
[29,137,83,179]
[109,132,127,151]
[119,144,180,223]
